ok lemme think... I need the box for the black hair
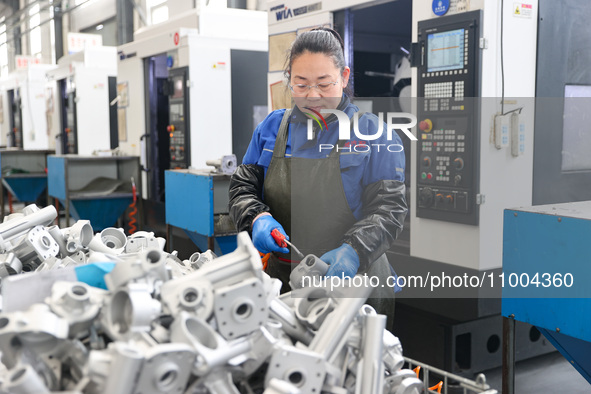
[285,27,352,97]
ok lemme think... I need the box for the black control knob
[419,187,434,207]
[454,157,464,170]
[422,156,431,168]
[454,175,462,186]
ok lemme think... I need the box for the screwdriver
[271,229,305,259]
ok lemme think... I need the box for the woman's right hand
[252,215,290,254]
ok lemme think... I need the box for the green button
[421,172,427,179]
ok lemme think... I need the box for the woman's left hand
[321,243,360,278]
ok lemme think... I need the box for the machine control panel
[168,67,190,169]
[416,10,482,225]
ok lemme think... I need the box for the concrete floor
[483,351,590,393]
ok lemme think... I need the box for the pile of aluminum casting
[0,204,423,394]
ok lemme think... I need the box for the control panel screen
[427,28,465,72]
[171,76,184,99]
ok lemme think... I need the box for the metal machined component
[160,277,214,319]
[170,312,249,376]
[213,276,268,340]
[1,364,50,394]
[12,226,59,269]
[102,283,161,340]
[104,248,169,292]
[88,228,127,255]
[0,304,69,369]
[355,314,386,394]
[47,282,103,338]
[0,205,57,250]
[294,287,335,330]
[125,231,165,253]
[64,220,94,254]
[289,255,329,290]
[263,378,301,394]
[0,252,22,278]
[265,344,327,394]
[206,154,238,175]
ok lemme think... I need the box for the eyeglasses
[289,81,339,95]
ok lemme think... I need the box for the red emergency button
[167,125,175,132]
[427,173,432,180]
[419,119,433,132]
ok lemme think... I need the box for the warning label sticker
[513,2,533,18]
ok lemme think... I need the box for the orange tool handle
[271,228,287,248]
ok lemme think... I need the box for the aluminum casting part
[197,232,263,287]
[47,282,103,338]
[393,378,423,394]
[268,299,313,346]
[308,283,374,361]
[134,343,195,394]
[0,252,22,277]
[104,248,169,292]
[205,154,237,175]
[383,330,404,373]
[263,378,301,394]
[188,250,218,270]
[12,226,59,267]
[213,277,267,340]
[0,205,57,246]
[105,283,161,339]
[65,221,93,254]
[170,313,250,376]
[101,343,144,394]
[288,255,329,290]
[294,287,335,330]
[1,364,50,393]
[230,324,288,380]
[265,344,327,394]
[160,278,214,319]
[0,304,69,368]
[87,228,127,255]
[125,231,165,253]
[189,369,241,394]
[47,226,68,258]
[355,314,386,394]
[383,370,421,394]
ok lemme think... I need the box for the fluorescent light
[96,24,104,31]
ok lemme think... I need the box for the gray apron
[262,109,395,324]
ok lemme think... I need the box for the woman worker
[229,28,407,321]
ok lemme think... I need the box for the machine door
[533,0,591,204]
[415,10,482,225]
[167,67,190,169]
[7,89,23,149]
[59,79,78,154]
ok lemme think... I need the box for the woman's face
[289,51,350,113]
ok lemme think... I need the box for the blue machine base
[540,327,591,385]
[184,230,237,255]
[3,176,47,202]
[60,197,131,231]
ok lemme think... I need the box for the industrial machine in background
[117,5,268,239]
[165,155,238,255]
[397,0,541,375]
[267,0,550,377]
[46,46,118,155]
[47,154,140,231]
[502,201,591,390]
[0,64,56,149]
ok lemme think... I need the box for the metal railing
[404,357,498,394]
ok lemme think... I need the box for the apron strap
[273,109,292,158]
